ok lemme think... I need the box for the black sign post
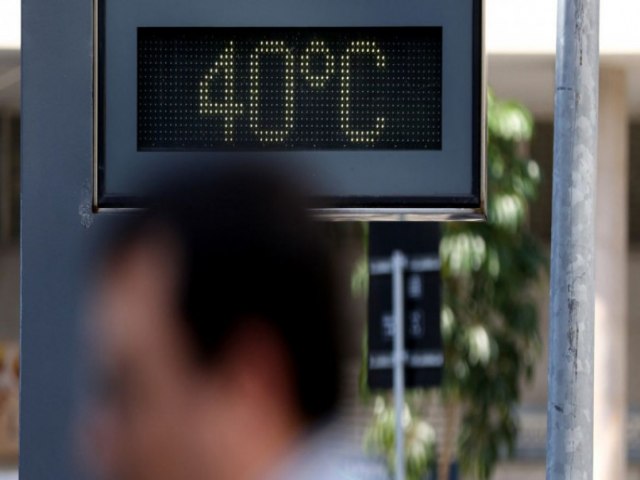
[367,223,443,480]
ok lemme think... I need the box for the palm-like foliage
[441,91,544,479]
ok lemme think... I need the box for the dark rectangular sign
[368,223,443,390]
[96,0,485,218]
[138,27,442,151]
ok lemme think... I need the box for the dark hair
[103,165,343,423]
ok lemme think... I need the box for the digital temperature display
[138,27,442,151]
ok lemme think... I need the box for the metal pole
[392,250,406,480]
[547,0,600,478]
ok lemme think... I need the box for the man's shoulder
[273,428,390,480]
[327,452,390,480]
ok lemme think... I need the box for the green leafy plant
[364,397,438,480]
[440,91,544,479]
[362,91,545,479]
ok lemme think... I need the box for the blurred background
[2,0,640,478]
[0,0,21,478]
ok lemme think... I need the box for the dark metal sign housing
[94,0,486,220]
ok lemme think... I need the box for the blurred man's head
[87,167,343,480]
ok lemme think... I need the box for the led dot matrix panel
[97,0,485,216]
[138,28,442,151]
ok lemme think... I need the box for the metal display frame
[92,0,486,221]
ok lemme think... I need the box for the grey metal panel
[21,0,112,478]
[20,1,482,477]
[97,0,484,213]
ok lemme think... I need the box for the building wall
[0,111,20,465]
[529,121,640,245]
[497,119,640,477]
[523,121,640,409]
[518,250,640,409]
[0,113,19,342]
[0,244,18,341]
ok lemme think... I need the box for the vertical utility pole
[392,250,406,480]
[547,0,600,478]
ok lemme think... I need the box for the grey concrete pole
[546,0,600,478]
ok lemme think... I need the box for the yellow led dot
[340,40,386,144]
[199,41,243,142]
[250,40,295,143]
